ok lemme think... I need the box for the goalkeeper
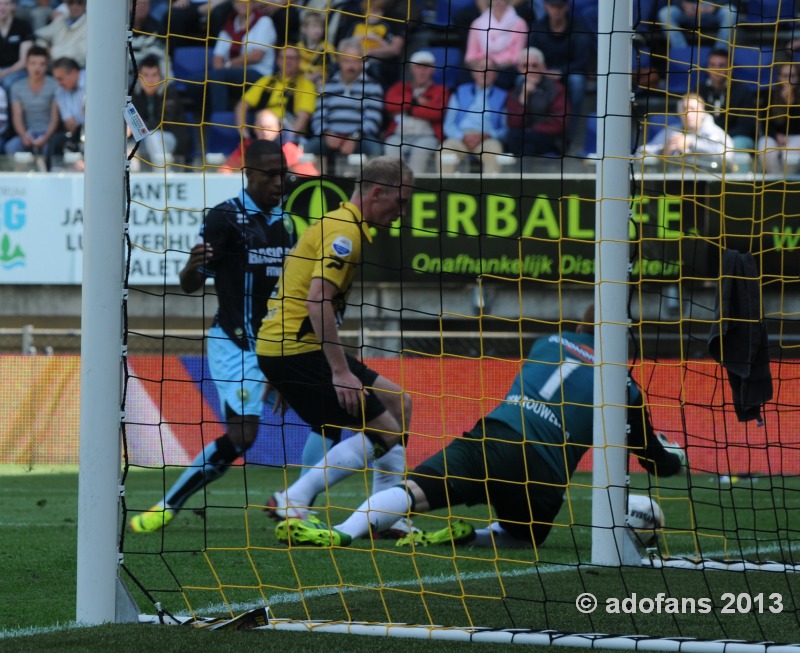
[277,305,687,548]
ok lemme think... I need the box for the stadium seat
[572,0,598,31]
[744,0,795,23]
[633,0,660,30]
[428,46,465,90]
[731,47,774,87]
[433,0,476,26]
[205,111,240,156]
[580,112,597,157]
[664,45,711,94]
[170,46,210,86]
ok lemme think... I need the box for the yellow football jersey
[256,202,373,357]
[350,21,390,51]
[242,73,318,120]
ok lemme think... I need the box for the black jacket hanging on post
[707,249,773,424]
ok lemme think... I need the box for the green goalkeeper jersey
[485,331,644,484]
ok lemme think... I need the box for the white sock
[287,432,375,507]
[337,486,411,539]
[300,430,334,476]
[371,443,405,494]
[471,522,533,549]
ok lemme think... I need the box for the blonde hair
[680,92,706,111]
[361,156,413,190]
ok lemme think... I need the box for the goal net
[113,0,800,648]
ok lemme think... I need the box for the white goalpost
[76,0,134,624]
[590,0,638,568]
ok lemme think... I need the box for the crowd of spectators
[0,0,87,170]
[2,0,798,175]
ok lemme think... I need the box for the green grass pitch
[2,465,799,651]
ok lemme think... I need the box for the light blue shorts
[207,324,267,417]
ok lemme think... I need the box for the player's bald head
[575,304,595,335]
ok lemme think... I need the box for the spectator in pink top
[465,0,528,88]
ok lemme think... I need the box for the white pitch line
[1,541,795,640]
[186,540,797,618]
[0,522,76,527]
[187,562,574,618]
[0,623,85,640]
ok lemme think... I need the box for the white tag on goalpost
[123,101,149,142]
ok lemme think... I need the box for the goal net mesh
[118,0,800,646]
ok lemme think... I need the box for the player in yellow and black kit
[276,305,688,549]
[257,156,416,535]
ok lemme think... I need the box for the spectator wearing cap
[383,50,450,173]
[528,0,594,118]
[465,0,528,89]
[504,47,569,158]
[442,57,508,175]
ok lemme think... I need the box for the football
[626,494,665,548]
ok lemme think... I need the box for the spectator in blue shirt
[442,58,509,174]
[51,55,83,157]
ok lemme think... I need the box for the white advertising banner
[0,173,246,285]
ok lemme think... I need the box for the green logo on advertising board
[284,179,350,236]
[0,233,25,269]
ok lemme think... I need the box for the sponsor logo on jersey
[547,335,594,363]
[249,246,291,265]
[332,236,353,257]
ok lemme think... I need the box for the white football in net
[626,493,665,547]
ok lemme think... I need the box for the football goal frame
[77,2,800,651]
